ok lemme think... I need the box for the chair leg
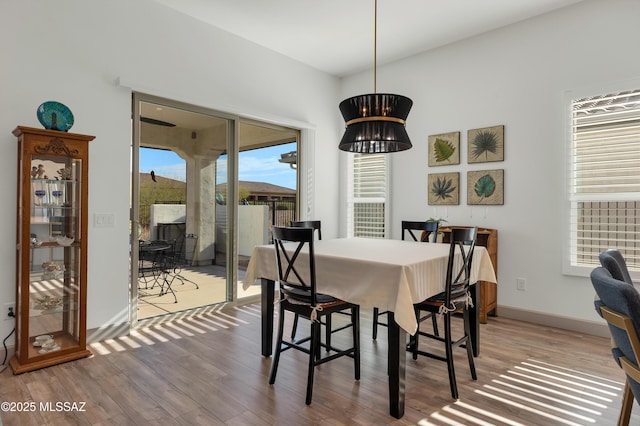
[306,320,320,405]
[291,313,299,340]
[325,314,332,351]
[408,332,416,360]
[431,313,439,336]
[313,317,322,361]
[619,381,633,426]
[269,304,286,385]
[463,308,477,380]
[444,313,458,400]
[411,306,420,360]
[373,307,380,339]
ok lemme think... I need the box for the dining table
[242,237,497,419]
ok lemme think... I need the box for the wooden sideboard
[439,226,498,324]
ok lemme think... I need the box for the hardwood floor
[0,303,635,425]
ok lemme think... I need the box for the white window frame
[564,80,640,280]
[346,153,390,239]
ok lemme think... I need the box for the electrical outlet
[516,278,526,291]
[4,302,15,320]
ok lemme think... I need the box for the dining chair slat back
[402,220,439,243]
[289,220,324,341]
[290,220,322,241]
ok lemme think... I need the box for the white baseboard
[497,305,610,338]
[0,323,129,372]
[87,322,131,343]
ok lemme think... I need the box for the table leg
[387,313,406,419]
[469,281,480,356]
[261,278,275,357]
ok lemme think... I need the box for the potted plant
[426,218,447,242]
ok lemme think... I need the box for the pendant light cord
[374,0,377,94]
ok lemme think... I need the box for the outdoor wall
[216,205,269,258]
[149,204,186,240]
[340,0,640,326]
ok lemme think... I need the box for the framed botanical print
[428,131,460,166]
[428,172,460,205]
[467,169,504,205]
[467,125,504,163]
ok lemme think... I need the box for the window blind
[570,89,640,269]
[351,154,386,239]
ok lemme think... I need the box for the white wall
[340,0,640,325]
[0,0,341,339]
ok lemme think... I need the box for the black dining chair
[590,266,640,425]
[401,220,439,243]
[289,220,322,341]
[372,220,440,340]
[269,226,360,405]
[409,226,478,400]
[290,220,322,240]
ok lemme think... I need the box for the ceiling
[139,101,298,152]
[152,0,583,77]
[141,0,584,149]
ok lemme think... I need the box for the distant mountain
[216,180,295,196]
[140,173,186,205]
[140,173,185,189]
[140,173,295,202]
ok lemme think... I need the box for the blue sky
[139,142,297,189]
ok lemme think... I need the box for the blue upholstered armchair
[590,266,640,425]
[599,249,634,285]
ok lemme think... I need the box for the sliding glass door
[131,94,299,321]
[233,121,299,300]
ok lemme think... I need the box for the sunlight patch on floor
[418,358,625,425]
[89,303,258,356]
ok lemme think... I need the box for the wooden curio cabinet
[10,126,94,374]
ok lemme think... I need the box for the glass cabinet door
[28,155,83,355]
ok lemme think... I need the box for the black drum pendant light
[339,0,413,153]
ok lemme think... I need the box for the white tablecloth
[243,237,497,335]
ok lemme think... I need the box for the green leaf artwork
[470,130,499,160]
[467,125,504,164]
[474,174,496,199]
[433,138,456,163]
[467,169,503,205]
[428,132,460,166]
[429,172,459,205]
[432,176,455,200]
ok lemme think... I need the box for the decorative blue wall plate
[36,101,74,132]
